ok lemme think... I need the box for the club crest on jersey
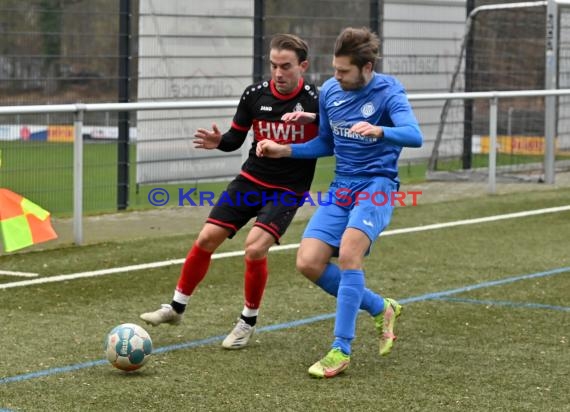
[294,103,304,112]
[361,102,375,118]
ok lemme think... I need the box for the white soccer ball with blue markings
[105,323,153,371]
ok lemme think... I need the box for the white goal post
[429,0,570,184]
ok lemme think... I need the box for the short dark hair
[270,34,309,64]
[334,27,380,69]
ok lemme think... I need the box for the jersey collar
[269,78,304,100]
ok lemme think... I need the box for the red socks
[176,244,268,311]
[176,243,213,295]
[244,257,268,309]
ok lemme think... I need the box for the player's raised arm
[193,124,222,149]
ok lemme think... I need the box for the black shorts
[206,175,303,243]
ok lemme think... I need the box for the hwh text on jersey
[253,120,317,143]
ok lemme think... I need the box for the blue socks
[332,269,365,355]
[315,263,384,316]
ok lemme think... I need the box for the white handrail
[0,100,241,115]
[407,88,570,101]
[1,90,570,114]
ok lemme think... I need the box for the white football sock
[241,306,259,318]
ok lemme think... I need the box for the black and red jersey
[226,78,319,194]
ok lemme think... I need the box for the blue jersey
[291,73,422,181]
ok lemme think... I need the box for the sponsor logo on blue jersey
[330,121,376,142]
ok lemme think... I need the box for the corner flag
[0,189,58,252]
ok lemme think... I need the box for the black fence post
[370,0,382,71]
[118,0,131,210]
[463,0,475,170]
[253,0,264,83]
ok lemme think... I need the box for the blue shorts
[303,175,398,253]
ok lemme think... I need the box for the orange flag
[0,189,58,252]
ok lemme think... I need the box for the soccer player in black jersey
[140,34,319,349]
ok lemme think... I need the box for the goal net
[429,1,570,182]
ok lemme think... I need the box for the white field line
[1,205,569,290]
[0,270,39,278]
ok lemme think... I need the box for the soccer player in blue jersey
[257,27,423,378]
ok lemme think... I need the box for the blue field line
[153,313,338,354]
[1,265,569,386]
[0,359,108,385]
[153,335,227,354]
[430,296,570,312]
[398,266,570,305]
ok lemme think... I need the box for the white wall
[136,0,253,184]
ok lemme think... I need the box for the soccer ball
[105,323,153,371]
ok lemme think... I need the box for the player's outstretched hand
[194,124,222,149]
[256,140,290,158]
[349,121,383,138]
[281,112,316,124]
